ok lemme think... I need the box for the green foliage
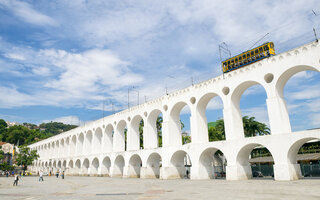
[242,116,270,137]
[0,146,4,161]
[15,145,39,171]
[0,119,76,146]
[182,134,191,144]
[208,119,226,142]
[0,162,14,171]
[298,141,320,154]
[39,122,77,135]
[208,116,270,142]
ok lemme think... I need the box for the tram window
[255,49,258,54]
[235,58,238,62]
[251,51,254,56]
[270,43,274,48]
[228,61,230,65]
[231,59,234,63]
[246,53,250,57]
[243,54,246,59]
[259,47,263,52]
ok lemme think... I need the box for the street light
[128,86,139,108]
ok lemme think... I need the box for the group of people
[10,170,66,187]
[39,170,65,182]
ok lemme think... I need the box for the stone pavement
[1,176,320,200]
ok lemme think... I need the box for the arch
[91,157,100,176]
[68,160,74,168]
[230,81,269,138]
[287,137,320,179]
[128,154,142,178]
[103,124,113,153]
[68,160,74,175]
[287,137,320,164]
[236,143,275,179]
[147,109,163,148]
[60,139,65,155]
[75,159,81,175]
[57,160,62,169]
[51,142,55,157]
[82,158,90,175]
[65,137,70,156]
[101,156,111,176]
[70,135,76,156]
[198,147,227,179]
[169,101,192,146]
[62,160,67,169]
[196,93,224,143]
[93,128,103,154]
[276,65,319,98]
[85,130,93,154]
[146,152,162,178]
[128,115,144,150]
[170,150,191,179]
[113,155,125,177]
[77,133,84,156]
[114,120,127,152]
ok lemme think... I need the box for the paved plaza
[1,176,320,200]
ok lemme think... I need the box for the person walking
[61,171,65,179]
[39,171,44,182]
[55,171,59,178]
[13,174,19,186]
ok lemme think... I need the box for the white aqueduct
[29,41,320,181]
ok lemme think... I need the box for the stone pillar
[223,106,245,140]
[140,166,160,179]
[127,127,139,151]
[273,163,301,180]
[266,96,291,135]
[143,122,158,149]
[226,164,252,180]
[160,166,185,179]
[124,165,140,178]
[192,106,209,144]
[113,130,125,152]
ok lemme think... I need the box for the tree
[208,116,269,141]
[242,116,270,137]
[157,116,163,147]
[15,145,39,172]
[139,120,144,149]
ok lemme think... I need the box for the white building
[29,41,320,181]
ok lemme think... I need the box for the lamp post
[128,86,139,108]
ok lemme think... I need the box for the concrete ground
[0,176,320,200]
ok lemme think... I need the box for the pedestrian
[186,169,189,179]
[6,171,9,178]
[11,171,14,176]
[61,171,65,179]
[13,174,19,186]
[39,171,44,182]
[55,171,59,178]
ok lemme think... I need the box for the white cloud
[309,113,320,127]
[207,98,223,110]
[287,85,320,100]
[43,116,81,126]
[4,53,25,61]
[242,106,269,126]
[0,0,57,26]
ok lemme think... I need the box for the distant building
[0,142,16,165]
[6,121,20,127]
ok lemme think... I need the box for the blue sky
[0,0,319,132]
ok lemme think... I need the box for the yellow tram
[222,42,275,73]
